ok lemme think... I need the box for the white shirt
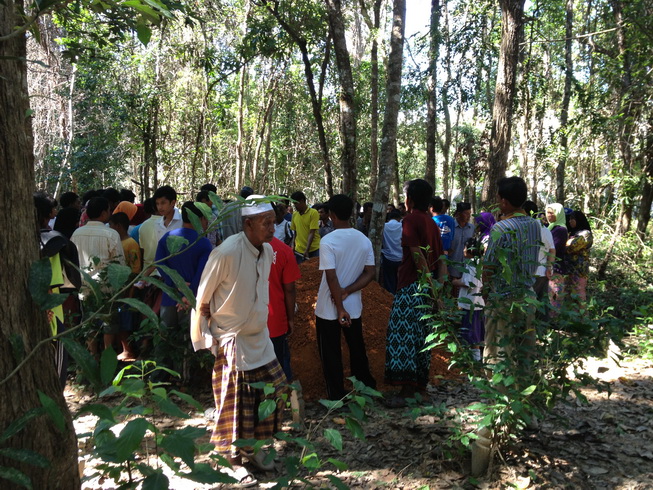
[536,225,555,277]
[458,261,484,310]
[315,228,375,320]
[190,232,276,371]
[138,216,163,269]
[71,221,126,279]
[381,220,403,262]
[156,208,183,244]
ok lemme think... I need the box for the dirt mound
[289,258,453,401]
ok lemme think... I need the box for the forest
[1,0,652,488]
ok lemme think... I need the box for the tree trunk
[636,117,653,238]
[369,0,406,277]
[440,0,452,198]
[481,0,525,206]
[326,0,358,200]
[0,2,80,488]
[555,0,574,205]
[235,62,247,191]
[425,0,441,190]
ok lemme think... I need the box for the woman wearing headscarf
[564,211,593,304]
[545,203,568,312]
[474,211,496,247]
[113,201,138,233]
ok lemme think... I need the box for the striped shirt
[484,216,541,294]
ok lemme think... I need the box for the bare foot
[117,351,137,362]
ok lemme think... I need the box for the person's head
[398,202,407,215]
[33,193,57,227]
[317,204,330,223]
[81,189,100,207]
[196,190,212,206]
[455,202,472,225]
[272,202,286,223]
[119,189,136,203]
[102,187,121,211]
[113,201,138,222]
[464,237,483,258]
[108,212,130,237]
[142,197,157,217]
[240,186,254,199]
[386,209,402,222]
[430,196,443,216]
[290,191,307,213]
[181,201,208,230]
[568,210,591,233]
[523,200,538,217]
[403,179,433,212]
[387,203,396,214]
[442,199,451,213]
[497,176,528,214]
[241,196,275,247]
[59,191,80,209]
[362,202,373,217]
[86,197,110,222]
[53,207,80,238]
[545,203,566,228]
[326,194,355,223]
[475,212,496,238]
[153,185,177,218]
[201,183,217,193]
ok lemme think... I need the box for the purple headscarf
[475,212,496,239]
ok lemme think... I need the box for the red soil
[288,258,453,401]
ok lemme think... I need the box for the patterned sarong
[384,281,432,388]
[211,338,287,457]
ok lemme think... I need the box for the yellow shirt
[290,208,320,254]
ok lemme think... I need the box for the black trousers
[315,316,377,400]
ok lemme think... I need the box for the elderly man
[190,195,285,486]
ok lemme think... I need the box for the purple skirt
[459,309,484,346]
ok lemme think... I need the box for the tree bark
[481,0,525,206]
[369,0,406,277]
[326,0,358,200]
[425,0,441,190]
[555,0,574,205]
[236,62,247,191]
[636,117,653,238]
[0,2,80,488]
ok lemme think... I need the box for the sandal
[220,465,258,488]
[383,395,407,408]
[239,449,275,471]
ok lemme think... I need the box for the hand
[177,297,191,312]
[545,267,553,279]
[340,288,349,301]
[337,309,351,327]
[200,302,211,318]
[286,320,293,336]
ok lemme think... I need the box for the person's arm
[325,269,350,326]
[342,265,375,300]
[409,246,436,292]
[304,229,316,258]
[283,282,296,335]
[546,248,555,279]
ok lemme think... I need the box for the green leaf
[61,337,101,390]
[141,469,169,490]
[160,427,202,468]
[141,275,184,305]
[118,297,159,327]
[323,428,342,451]
[28,258,68,310]
[0,466,32,489]
[100,346,118,386]
[257,399,276,421]
[136,22,152,46]
[326,457,348,471]
[0,408,44,443]
[187,210,204,235]
[0,448,49,468]
[181,463,232,484]
[319,399,344,411]
[301,452,320,471]
[520,385,536,396]
[115,417,149,462]
[345,418,364,440]
[107,263,132,291]
[326,474,349,490]
[155,397,190,419]
[156,265,195,308]
[75,403,116,422]
[348,402,364,420]
[208,192,222,211]
[37,390,65,432]
[165,235,189,255]
[169,390,204,411]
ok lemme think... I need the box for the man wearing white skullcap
[190,195,286,482]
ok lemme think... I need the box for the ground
[67,258,653,488]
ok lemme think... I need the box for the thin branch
[520,26,618,45]
[0,1,73,43]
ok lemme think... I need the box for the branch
[0,1,72,43]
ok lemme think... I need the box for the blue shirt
[155,228,213,307]
[432,214,456,251]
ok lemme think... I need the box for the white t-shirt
[536,225,555,277]
[315,228,375,321]
[458,261,485,311]
[381,219,403,262]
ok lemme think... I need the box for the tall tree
[555,0,574,204]
[326,0,358,200]
[425,0,441,190]
[369,0,406,273]
[482,0,526,205]
[0,2,80,488]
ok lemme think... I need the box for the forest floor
[67,339,653,489]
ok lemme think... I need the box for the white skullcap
[241,195,274,216]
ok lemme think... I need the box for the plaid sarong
[211,338,287,457]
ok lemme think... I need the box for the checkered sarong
[211,338,287,457]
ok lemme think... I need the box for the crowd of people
[33,176,593,485]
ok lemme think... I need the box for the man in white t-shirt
[315,194,377,400]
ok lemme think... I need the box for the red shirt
[268,237,301,337]
[397,209,443,291]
